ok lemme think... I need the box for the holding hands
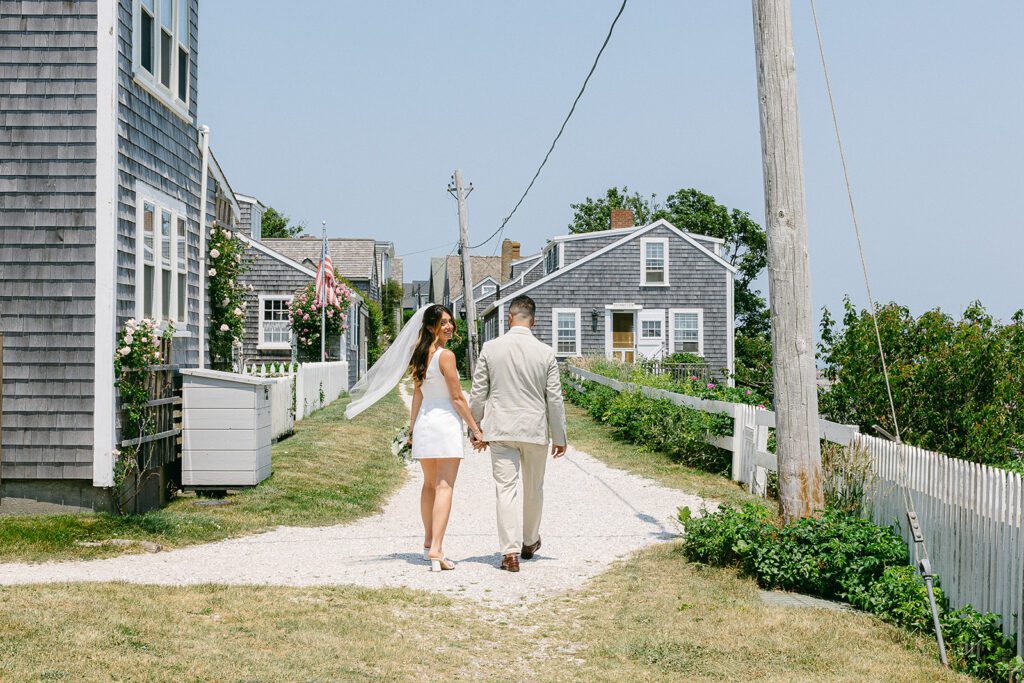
[470,428,487,452]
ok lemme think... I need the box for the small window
[480,284,496,298]
[671,310,702,354]
[139,8,154,73]
[641,319,662,339]
[259,296,292,349]
[641,238,668,285]
[552,308,581,357]
[544,244,561,275]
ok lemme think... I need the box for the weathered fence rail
[567,365,1024,653]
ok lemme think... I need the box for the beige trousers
[489,441,548,557]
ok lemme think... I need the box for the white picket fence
[567,365,1024,652]
[266,376,294,441]
[242,359,350,422]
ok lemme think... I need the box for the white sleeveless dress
[412,350,465,460]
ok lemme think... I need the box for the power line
[398,240,459,257]
[471,0,629,251]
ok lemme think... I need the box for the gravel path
[0,387,710,604]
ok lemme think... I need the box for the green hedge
[564,377,733,475]
[681,504,1022,680]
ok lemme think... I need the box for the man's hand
[471,437,488,452]
[551,443,567,458]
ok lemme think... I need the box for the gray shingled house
[0,0,214,508]
[233,197,369,387]
[481,218,736,378]
[451,275,500,321]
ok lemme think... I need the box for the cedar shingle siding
[0,0,203,488]
[0,1,100,480]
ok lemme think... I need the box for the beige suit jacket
[469,326,568,446]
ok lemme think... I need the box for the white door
[637,309,666,359]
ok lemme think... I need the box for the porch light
[591,308,599,332]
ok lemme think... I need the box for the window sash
[136,185,187,328]
[554,310,579,355]
[673,312,700,353]
[641,239,668,284]
[641,320,662,339]
[134,0,189,108]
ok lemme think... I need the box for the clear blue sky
[199,1,1023,323]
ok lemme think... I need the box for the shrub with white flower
[112,317,174,514]
[207,226,249,368]
[290,273,354,361]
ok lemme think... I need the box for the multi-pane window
[176,217,187,322]
[136,183,188,328]
[641,319,662,339]
[672,311,701,354]
[552,308,581,357]
[134,0,190,113]
[259,296,292,349]
[641,238,668,285]
[544,244,560,274]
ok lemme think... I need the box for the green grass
[565,400,767,510]
[0,390,408,563]
[0,544,966,682]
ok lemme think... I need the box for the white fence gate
[567,365,1024,653]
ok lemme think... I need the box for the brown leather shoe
[500,553,520,572]
[521,537,541,560]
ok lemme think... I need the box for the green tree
[818,298,1024,467]
[261,206,304,238]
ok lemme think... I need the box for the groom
[469,294,567,573]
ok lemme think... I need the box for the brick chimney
[610,208,634,229]
[500,238,521,282]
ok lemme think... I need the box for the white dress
[412,350,465,460]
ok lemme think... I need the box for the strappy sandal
[429,556,456,572]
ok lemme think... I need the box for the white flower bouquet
[391,425,413,462]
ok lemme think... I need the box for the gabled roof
[501,257,543,289]
[235,231,315,278]
[260,238,376,280]
[445,255,502,301]
[207,150,242,220]
[451,275,499,305]
[550,225,726,245]
[483,219,736,316]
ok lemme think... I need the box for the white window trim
[134,181,188,332]
[479,284,497,298]
[640,319,663,339]
[552,307,582,357]
[544,242,563,275]
[640,237,670,287]
[258,294,293,350]
[668,308,704,357]
[131,0,193,123]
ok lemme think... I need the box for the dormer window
[640,237,669,286]
[544,243,562,275]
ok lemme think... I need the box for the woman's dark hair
[410,304,454,384]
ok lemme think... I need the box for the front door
[611,311,635,363]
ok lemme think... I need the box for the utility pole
[752,0,823,521]
[448,169,477,376]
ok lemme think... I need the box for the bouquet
[391,425,412,462]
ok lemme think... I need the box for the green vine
[112,317,173,514]
[207,226,250,369]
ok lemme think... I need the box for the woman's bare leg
[428,458,461,559]
[419,459,437,549]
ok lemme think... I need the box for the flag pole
[320,221,327,362]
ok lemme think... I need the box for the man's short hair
[508,294,536,322]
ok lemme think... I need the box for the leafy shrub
[846,565,939,633]
[942,606,1018,680]
[566,378,732,474]
[677,504,771,567]
[681,505,1019,680]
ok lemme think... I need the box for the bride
[345,304,484,572]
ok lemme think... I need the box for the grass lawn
[0,390,408,563]
[564,400,766,510]
[0,543,964,682]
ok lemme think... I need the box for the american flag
[314,235,338,307]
